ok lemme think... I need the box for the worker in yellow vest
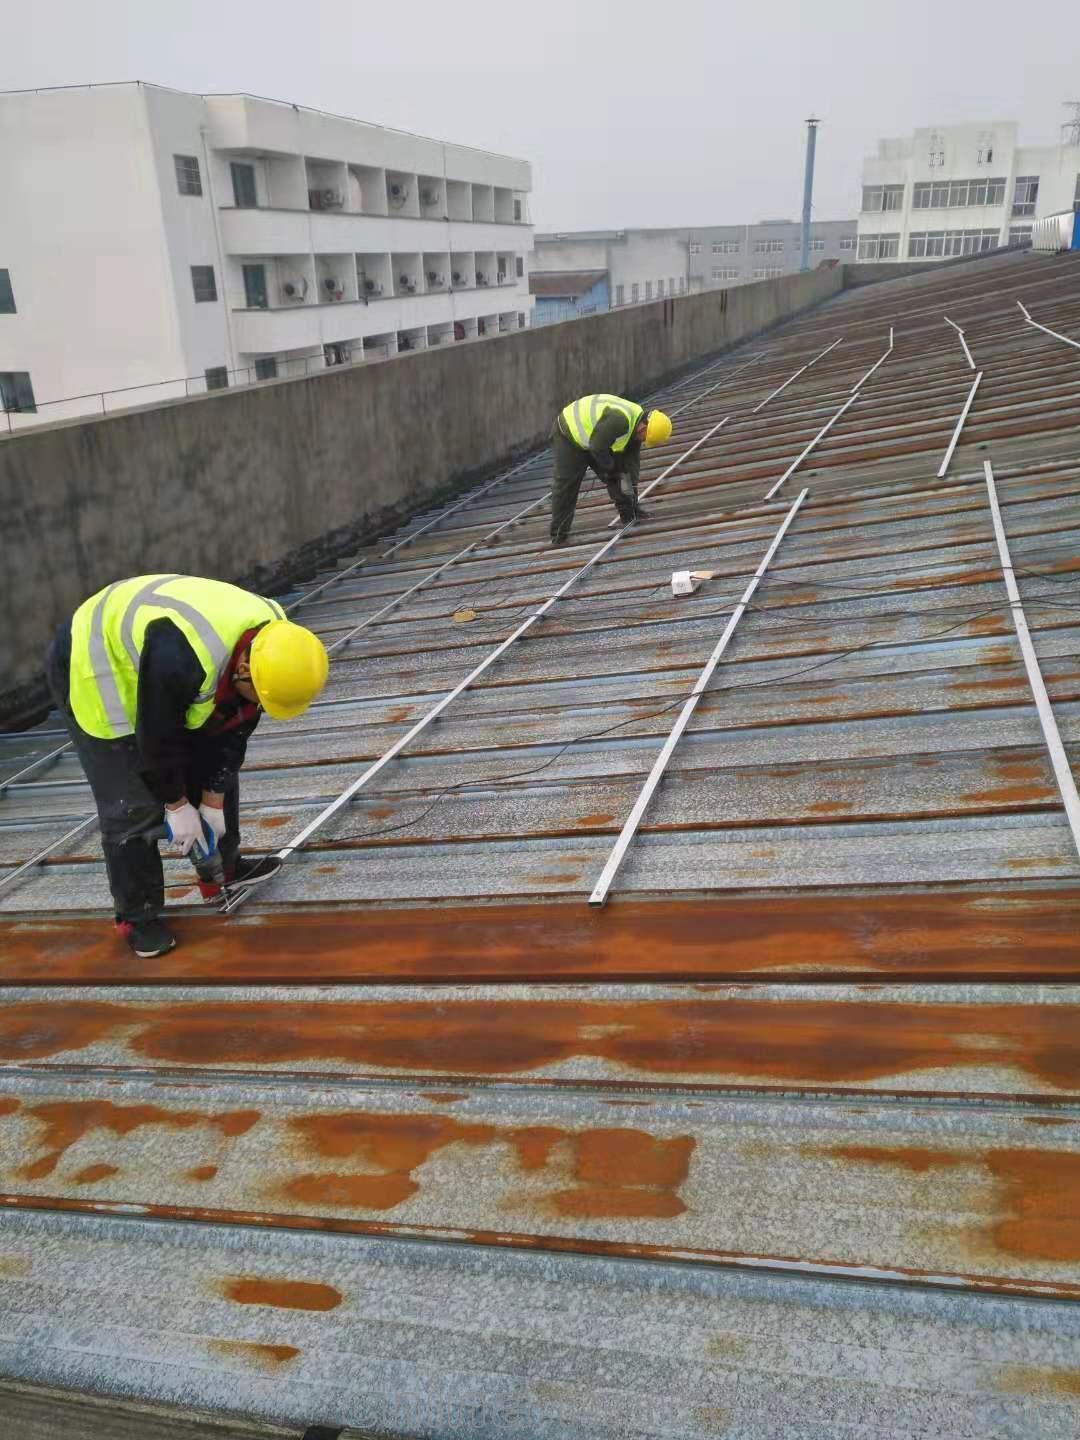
[550,394,672,546]
[45,575,329,957]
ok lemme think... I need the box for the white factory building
[0,83,533,427]
[857,120,1080,262]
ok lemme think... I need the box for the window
[861,184,904,213]
[1012,175,1039,217]
[712,266,740,281]
[839,236,856,251]
[254,357,278,382]
[205,366,229,391]
[689,242,702,255]
[1008,225,1033,248]
[753,238,785,253]
[712,240,740,254]
[515,256,524,278]
[913,177,1006,210]
[0,371,35,413]
[645,280,652,300]
[751,266,784,279]
[0,269,14,314]
[809,238,826,251]
[231,161,257,209]
[907,228,999,258]
[856,233,900,260]
[977,145,994,165]
[190,265,217,303]
[174,154,202,196]
[657,279,664,296]
[615,284,625,306]
[513,198,522,221]
[631,282,639,302]
[242,264,268,309]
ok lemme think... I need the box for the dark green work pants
[549,426,638,543]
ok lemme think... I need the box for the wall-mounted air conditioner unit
[322,189,344,209]
[420,188,440,207]
[363,278,383,296]
[282,278,308,302]
[476,272,489,286]
[389,182,409,206]
[399,276,417,293]
[452,271,466,286]
[427,271,445,286]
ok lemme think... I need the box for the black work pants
[549,427,637,542]
[45,635,241,924]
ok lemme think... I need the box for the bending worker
[550,393,672,546]
[46,574,329,958]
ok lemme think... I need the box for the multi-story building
[0,83,533,426]
[857,121,1080,262]
[531,218,856,309]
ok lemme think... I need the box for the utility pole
[1063,102,1080,146]
[799,117,820,273]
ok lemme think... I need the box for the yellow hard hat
[645,410,672,447]
[249,620,329,720]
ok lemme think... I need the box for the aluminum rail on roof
[763,392,861,501]
[0,742,70,796]
[750,336,842,413]
[589,487,809,907]
[943,315,976,371]
[851,327,894,391]
[1016,298,1080,352]
[984,457,1080,864]
[223,380,757,914]
[0,815,98,897]
[936,370,983,478]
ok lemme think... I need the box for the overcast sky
[4,0,1079,230]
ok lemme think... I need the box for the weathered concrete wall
[0,265,842,720]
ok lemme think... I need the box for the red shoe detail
[197,879,223,900]
[115,921,134,939]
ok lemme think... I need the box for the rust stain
[188,1164,219,1181]
[383,706,415,725]
[530,872,583,885]
[0,1100,20,1119]
[995,1364,1080,1398]
[706,1334,750,1360]
[13,1101,260,1181]
[577,812,617,828]
[1024,1117,1071,1128]
[6,994,1080,1092]
[825,1145,970,1174]
[258,815,292,829]
[948,674,1026,694]
[222,1276,343,1312]
[313,865,339,875]
[71,1163,119,1185]
[965,613,1006,637]
[986,1150,1080,1262]
[1007,857,1066,871]
[0,1255,31,1277]
[208,1340,301,1368]
[806,801,854,815]
[280,1111,695,1221]
[960,783,1056,806]
[419,1091,469,1104]
[3,890,1080,985]
[365,806,397,821]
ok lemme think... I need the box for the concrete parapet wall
[0,265,842,721]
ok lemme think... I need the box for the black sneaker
[117,917,176,958]
[550,535,569,549]
[226,855,282,889]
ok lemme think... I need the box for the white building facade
[0,83,533,427]
[857,121,1080,262]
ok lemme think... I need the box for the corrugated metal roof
[1,250,1080,1435]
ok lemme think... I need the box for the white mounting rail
[983,459,1080,865]
[588,487,809,906]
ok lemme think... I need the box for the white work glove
[199,798,227,847]
[164,799,204,855]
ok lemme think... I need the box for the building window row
[913,177,1006,209]
[907,228,1000,258]
[712,267,740,281]
[839,236,856,250]
[856,233,900,260]
[712,240,741,254]
[754,239,785,253]
[861,184,905,213]
[808,238,826,251]
[1007,225,1033,248]
[752,267,784,279]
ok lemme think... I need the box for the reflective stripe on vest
[69,575,285,740]
[561,394,644,453]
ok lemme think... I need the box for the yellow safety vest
[69,574,285,740]
[561,394,644,453]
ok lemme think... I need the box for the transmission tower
[1063,102,1080,146]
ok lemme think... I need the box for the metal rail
[851,327,894,392]
[764,392,860,501]
[943,316,976,371]
[983,459,1080,864]
[0,816,98,898]
[936,371,983,479]
[750,337,842,413]
[223,409,760,915]
[1016,299,1080,352]
[588,487,809,907]
[0,743,71,798]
